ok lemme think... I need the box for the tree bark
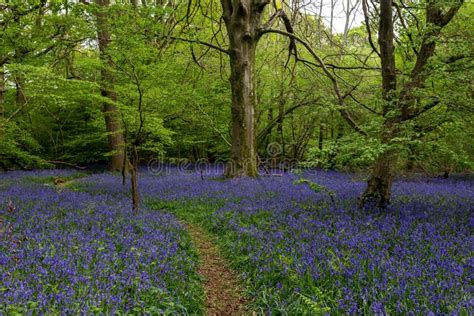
[318,0,323,46]
[360,0,397,209]
[96,0,125,171]
[277,93,285,158]
[15,78,27,108]
[226,38,258,177]
[361,0,463,209]
[0,70,4,118]
[262,106,273,154]
[130,145,139,215]
[318,125,324,152]
[221,0,269,177]
[330,0,335,37]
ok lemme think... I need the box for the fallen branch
[46,160,86,170]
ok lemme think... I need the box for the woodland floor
[3,171,471,314]
[55,177,247,315]
[184,222,247,315]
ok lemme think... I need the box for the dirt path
[185,223,247,316]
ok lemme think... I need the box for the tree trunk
[0,70,4,118]
[15,78,26,107]
[221,0,269,177]
[318,0,323,46]
[130,145,140,215]
[360,0,462,210]
[226,40,258,177]
[406,143,416,171]
[277,94,285,159]
[361,0,397,210]
[318,124,324,152]
[361,121,398,209]
[330,0,335,37]
[362,155,395,209]
[262,106,273,155]
[96,0,125,171]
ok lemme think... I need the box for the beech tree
[217,0,299,177]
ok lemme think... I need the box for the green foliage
[298,292,331,315]
[2,63,108,166]
[0,0,471,174]
[0,120,49,169]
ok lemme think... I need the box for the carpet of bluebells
[0,170,202,314]
[75,167,473,314]
[1,167,473,314]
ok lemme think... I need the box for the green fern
[298,292,331,315]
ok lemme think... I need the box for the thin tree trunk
[330,0,335,37]
[0,70,4,118]
[406,143,416,171]
[318,124,324,152]
[96,0,125,171]
[318,0,323,46]
[262,106,273,155]
[15,78,26,108]
[343,0,351,41]
[130,145,139,215]
[277,95,285,159]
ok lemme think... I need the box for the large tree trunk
[221,0,269,177]
[361,121,398,209]
[363,154,396,208]
[96,0,125,171]
[226,36,258,177]
[361,0,397,209]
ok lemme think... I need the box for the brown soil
[185,223,247,316]
[52,178,76,192]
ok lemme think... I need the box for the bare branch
[260,28,368,136]
[257,98,318,143]
[168,36,229,55]
[362,0,381,58]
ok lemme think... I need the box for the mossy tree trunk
[96,0,126,171]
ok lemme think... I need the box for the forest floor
[54,175,247,315]
[54,176,247,315]
[2,170,471,314]
[184,222,247,315]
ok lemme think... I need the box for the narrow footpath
[185,223,247,316]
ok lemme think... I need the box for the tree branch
[168,36,229,55]
[257,98,318,143]
[260,28,368,136]
[362,0,381,58]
